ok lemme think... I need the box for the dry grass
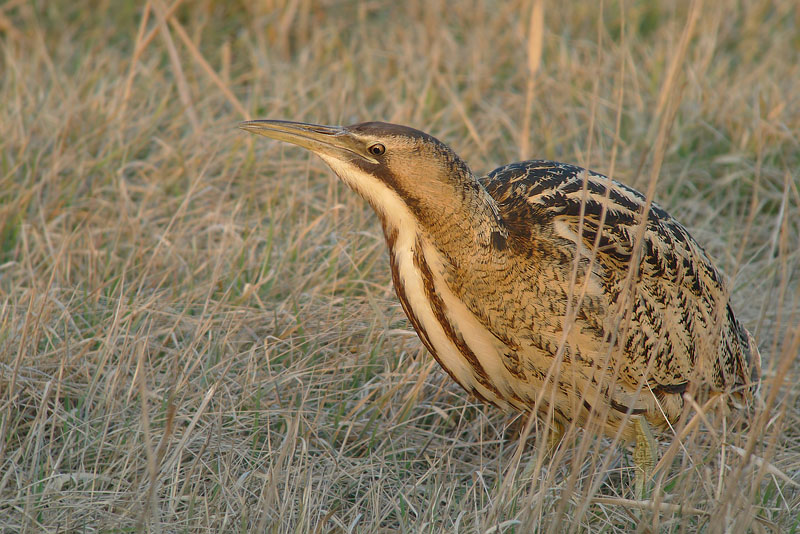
[1,0,798,532]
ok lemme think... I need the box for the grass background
[1,0,799,532]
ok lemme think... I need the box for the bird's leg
[632,415,657,500]
[519,418,564,482]
[546,420,564,455]
[521,419,564,486]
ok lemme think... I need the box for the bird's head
[239,120,483,227]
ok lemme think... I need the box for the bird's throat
[321,154,506,265]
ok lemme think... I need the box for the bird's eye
[368,143,386,156]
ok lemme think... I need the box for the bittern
[240,119,761,498]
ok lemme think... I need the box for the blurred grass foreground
[1,1,799,532]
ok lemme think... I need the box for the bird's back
[472,160,760,434]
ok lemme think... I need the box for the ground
[1,1,798,532]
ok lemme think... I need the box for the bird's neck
[319,154,506,267]
[386,177,508,272]
[431,186,504,259]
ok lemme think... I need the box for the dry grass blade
[0,11,22,41]
[727,445,799,487]
[0,1,797,532]
[119,0,152,117]
[152,0,199,131]
[434,72,488,155]
[168,16,248,118]
[519,0,543,159]
[120,0,187,115]
[590,496,708,516]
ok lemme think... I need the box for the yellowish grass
[1,1,798,532]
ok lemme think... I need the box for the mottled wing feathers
[479,161,758,408]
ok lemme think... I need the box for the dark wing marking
[479,160,757,399]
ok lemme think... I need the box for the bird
[239,119,761,498]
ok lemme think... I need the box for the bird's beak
[239,119,377,163]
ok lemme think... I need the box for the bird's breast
[384,221,534,411]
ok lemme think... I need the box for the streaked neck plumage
[319,150,507,271]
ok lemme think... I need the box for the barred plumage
[477,161,760,432]
[240,119,761,496]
